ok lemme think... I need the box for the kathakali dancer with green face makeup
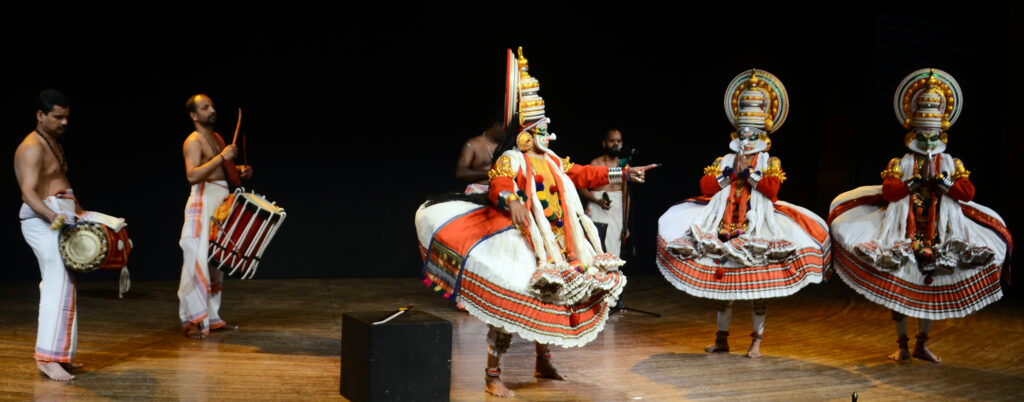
[829,68,1012,363]
[414,47,656,397]
[656,69,831,358]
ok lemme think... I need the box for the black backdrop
[2,8,1020,301]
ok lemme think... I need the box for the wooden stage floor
[1,276,1022,401]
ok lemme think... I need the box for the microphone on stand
[624,147,638,164]
[609,144,660,318]
[610,146,636,166]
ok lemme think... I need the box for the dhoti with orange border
[20,190,80,363]
[178,180,230,334]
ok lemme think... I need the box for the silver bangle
[608,167,624,184]
[717,174,731,189]
[937,176,953,192]
[747,170,763,188]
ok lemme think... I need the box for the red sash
[212,133,242,188]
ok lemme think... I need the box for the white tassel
[119,266,131,299]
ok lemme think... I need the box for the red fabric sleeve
[947,178,975,202]
[488,176,515,207]
[700,175,722,196]
[566,164,610,189]
[882,177,911,202]
[755,176,781,203]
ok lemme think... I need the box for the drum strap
[211,133,242,188]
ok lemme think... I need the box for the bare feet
[485,375,515,398]
[888,335,911,362]
[60,362,83,370]
[888,347,911,361]
[211,323,239,331]
[913,342,941,363]
[746,338,762,358]
[37,362,75,381]
[184,325,206,339]
[705,342,729,353]
[534,356,568,380]
[705,331,729,353]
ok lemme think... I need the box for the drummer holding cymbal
[14,89,84,381]
[178,94,252,339]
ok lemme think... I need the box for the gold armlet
[562,156,575,172]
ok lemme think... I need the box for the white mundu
[588,190,623,256]
[178,180,230,334]
[21,191,79,363]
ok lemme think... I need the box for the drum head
[59,223,109,273]
[238,192,283,214]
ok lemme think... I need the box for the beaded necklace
[36,131,67,173]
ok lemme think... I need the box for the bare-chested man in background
[455,120,503,194]
[580,129,629,256]
[178,94,252,339]
[14,89,84,381]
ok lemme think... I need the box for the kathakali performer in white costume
[656,70,831,358]
[415,47,655,397]
[829,68,1011,363]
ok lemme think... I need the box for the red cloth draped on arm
[565,164,610,189]
[488,176,516,207]
[755,176,781,203]
[947,178,975,202]
[882,177,910,202]
[700,175,721,197]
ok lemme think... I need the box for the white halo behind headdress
[504,48,519,130]
[894,68,962,131]
[723,69,789,133]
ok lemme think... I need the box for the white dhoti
[20,190,79,363]
[586,190,624,256]
[464,183,489,195]
[178,180,230,334]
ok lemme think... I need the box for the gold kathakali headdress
[724,69,789,133]
[504,46,547,132]
[894,68,962,131]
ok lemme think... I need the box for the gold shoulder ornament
[763,156,786,182]
[561,156,575,172]
[488,155,516,180]
[951,158,971,180]
[703,157,724,176]
[880,157,903,180]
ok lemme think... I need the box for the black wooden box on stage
[340,310,452,401]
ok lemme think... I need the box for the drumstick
[231,107,242,145]
[372,304,415,325]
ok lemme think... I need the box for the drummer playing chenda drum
[179,94,253,339]
[13,89,85,381]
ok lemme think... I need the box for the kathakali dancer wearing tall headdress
[829,68,1011,363]
[656,70,831,358]
[414,47,656,397]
